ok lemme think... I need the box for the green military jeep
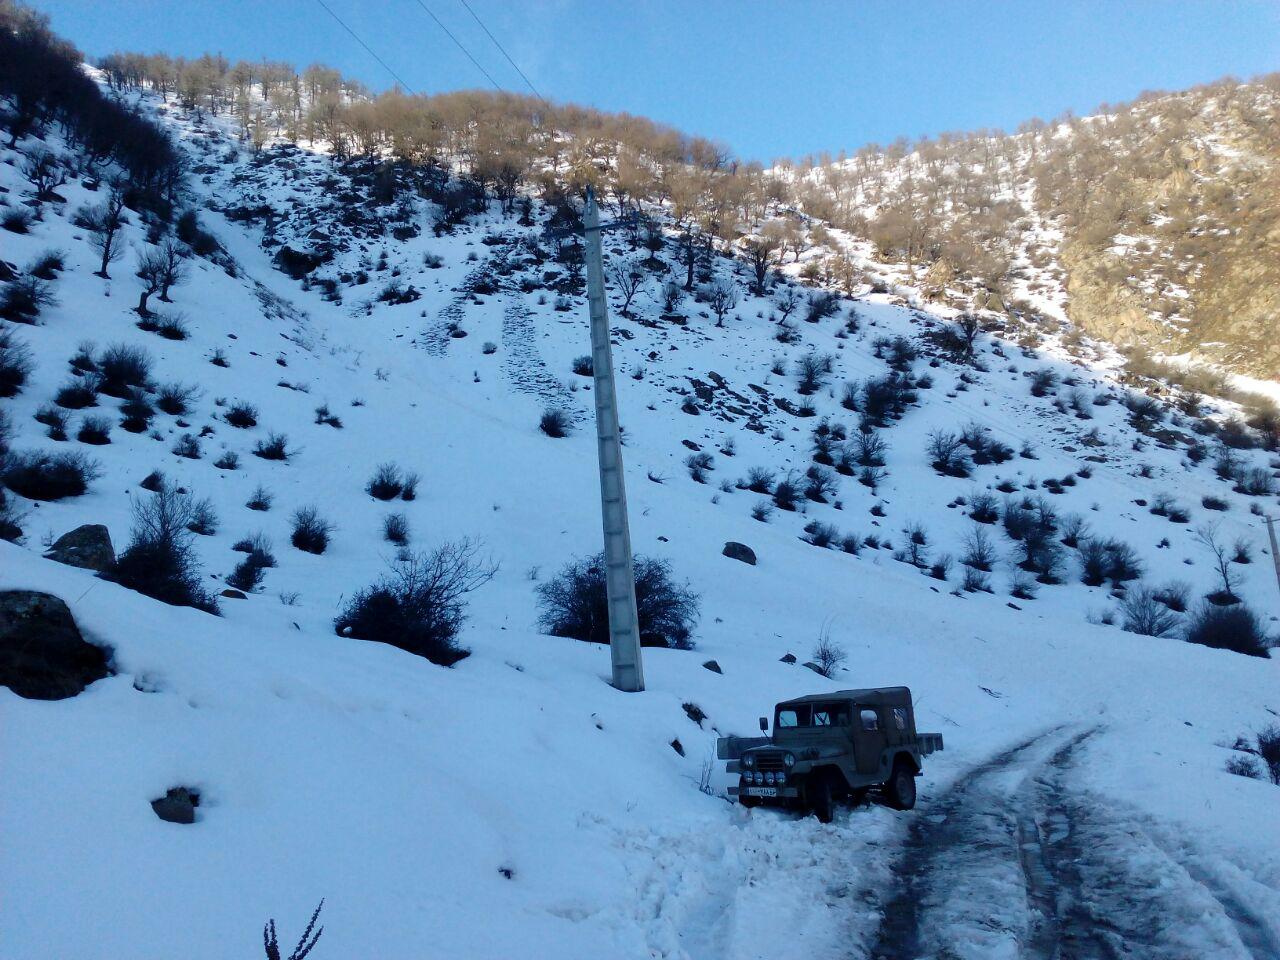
[717,687,943,823]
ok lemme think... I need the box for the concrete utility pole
[582,186,645,692]
[1265,515,1280,601]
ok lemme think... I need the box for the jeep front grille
[755,753,786,773]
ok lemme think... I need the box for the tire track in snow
[866,726,1278,960]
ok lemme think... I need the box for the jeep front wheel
[808,773,834,823]
[884,762,916,811]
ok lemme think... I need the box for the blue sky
[33,0,1280,162]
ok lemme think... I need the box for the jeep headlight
[784,753,796,768]
[742,754,755,769]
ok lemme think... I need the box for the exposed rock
[0,591,112,699]
[802,661,826,676]
[220,589,247,600]
[780,653,797,664]
[702,659,722,674]
[669,738,685,757]
[43,524,115,572]
[0,518,20,544]
[151,786,200,824]
[722,541,756,565]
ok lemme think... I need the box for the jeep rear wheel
[809,773,834,823]
[885,762,916,811]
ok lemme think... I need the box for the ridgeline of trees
[0,1,183,213]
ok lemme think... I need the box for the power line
[456,0,548,104]
[311,0,417,94]
[409,0,503,91]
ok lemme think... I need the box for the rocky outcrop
[722,541,757,565]
[43,524,115,573]
[0,590,112,699]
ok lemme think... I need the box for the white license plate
[745,787,778,797]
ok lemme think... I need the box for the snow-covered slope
[2,84,1279,960]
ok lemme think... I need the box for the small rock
[722,541,756,565]
[151,786,199,824]
[802,661,826,675]
[43,524,115,573]
[220,589,247,600]
[780,653,797,664]
[702,659,722,674]
[670,738,685,757]
[0,591,112,700]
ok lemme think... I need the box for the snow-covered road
[866,727,1280,960]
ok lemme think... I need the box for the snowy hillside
[3,65,1280,960]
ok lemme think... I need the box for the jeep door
[852,705,887,774]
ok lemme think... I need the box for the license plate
[745,787,778,797]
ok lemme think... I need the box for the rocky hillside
[779,74,1280,378]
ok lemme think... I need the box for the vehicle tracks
[866,726,1279,960]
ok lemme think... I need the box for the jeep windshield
[775,702,851,729]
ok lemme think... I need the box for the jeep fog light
[754,772,764,785]
[742,754,754,769]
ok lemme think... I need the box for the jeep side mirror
[759,716,768,731]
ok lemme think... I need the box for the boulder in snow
[151,786,199,824]
[43,524,115,573]
[702,659,722,674]
[722,541,756,566]
[0,590,112,699]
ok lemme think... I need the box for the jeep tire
[885,761,917,811]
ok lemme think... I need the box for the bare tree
[741,234,780,295]
[608,259,645,317]
[659,279,684,315]
[156,237,189,302]
[1193,522,1239,602]
[22,147,67,202]
[775,285,803,324]
[704,278,739,327]
[135,247,167,316]
[84,185,128,278]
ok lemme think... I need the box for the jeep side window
[813,708,831,726]
[893,707,908,731]
[859,708,879,731]
[778,706,808,727]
